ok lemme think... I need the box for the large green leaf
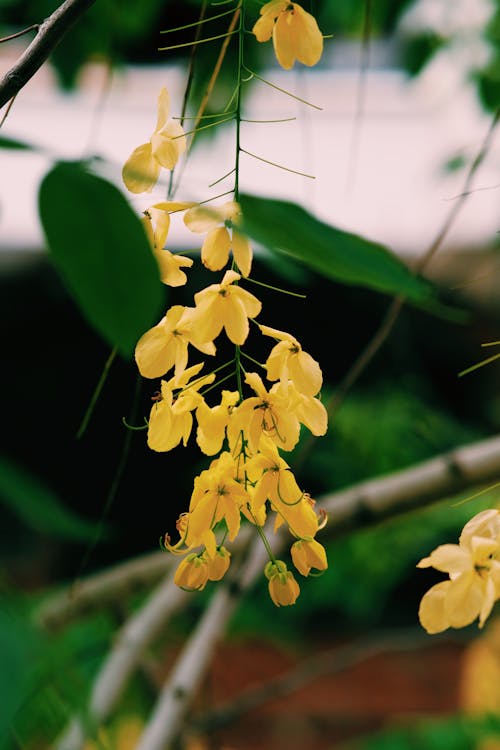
[239,194,433,303]
[0,456,101,541]
[39,162,164,357]
[0,609,35,746]
[0,134,34,150]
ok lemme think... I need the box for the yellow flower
[417,509,500,633]
[196,389,240,455]
[147,364,215,452]
[228,372,300,453]
[246,439,320,538]
[190,270,262,346]
[135,305,215,379]
[122,88,186,193]
[184,201,252,277]
[252,1,323,70]
[206,546,231,581]
[260,323,323,396]
[186,452,250,556]
[174,553,209,591]
[291,538,327,576]
[265,560,300,606]
[143,202,194,286]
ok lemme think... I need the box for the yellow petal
[155,87,170,131]
[184,205,220,234]
[289,350,322,396]
[418,581,451,634]
[273,11,297,70]
[233,286,262,319]
[231,230,252,277]
[122,143,159,193]
[161,120,187,156]
[135,325,175,379]
[202,227,231,271]
[252,1,287,41]
[223,295,250,345]
[416,544,471,575]
[445,571,483,628]
[151,132,180,170]
[293,4,323,67]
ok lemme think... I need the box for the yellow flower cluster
[418,509,500,633]
[121,2,328,606]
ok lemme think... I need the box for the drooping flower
[135,305,215,379]
[147,364,215,452]
[196,389,240,455]
[265,560,300,606]
[184,201,253,277]
[291,538,327,576]
[122,88,186,193]
[190,270,262,346]
[260,323,323,396]
[252,1,324,70]
[143,202,194,286]
[417,509,500,633]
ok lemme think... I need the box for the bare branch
[0,0,97,109]
[35,550,171,630]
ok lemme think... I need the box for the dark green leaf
[0,134,33,150]
[0,456,101,541]
[0,609,35,745]
[239,194,433,304]
[39,162,163,357]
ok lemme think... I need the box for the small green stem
[247,506,277,564]
[245,276,307,298]
[76,346,117,439]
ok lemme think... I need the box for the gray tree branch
[0,0,96,109]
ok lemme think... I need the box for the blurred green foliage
[341,713,500,750]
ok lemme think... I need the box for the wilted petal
[151,131,181,170]
[155,87,170,131]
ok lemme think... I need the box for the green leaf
[0,609,35,745]
[39,162,164,357]
[239,194,433,304]
[0,134,34,150]
[0,456,101,542]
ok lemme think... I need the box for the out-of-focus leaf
[39,162,164,358]
[239,194,433,304]
[0,134,33,150]
[0,608,35,746]
[0,456,101,541]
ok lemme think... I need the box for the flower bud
[206,546,231,581]
[265,560,300,606]
[291,539,327,576]
[174,554,209,591]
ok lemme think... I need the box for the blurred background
[2,0,500,748]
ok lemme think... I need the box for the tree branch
[0,0,97,109]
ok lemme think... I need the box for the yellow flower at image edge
[417,509,500,634]
[122,88,186,193]
[253,1,323,70]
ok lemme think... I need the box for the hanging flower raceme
[184,201,253,277]
[143,202,194,286]
[417,509,500,634]
[252,1,324,70]
[122,87,186,193]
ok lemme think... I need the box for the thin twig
[0,0,97,108]
[193,628,465,731]
[0,24,39,44]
